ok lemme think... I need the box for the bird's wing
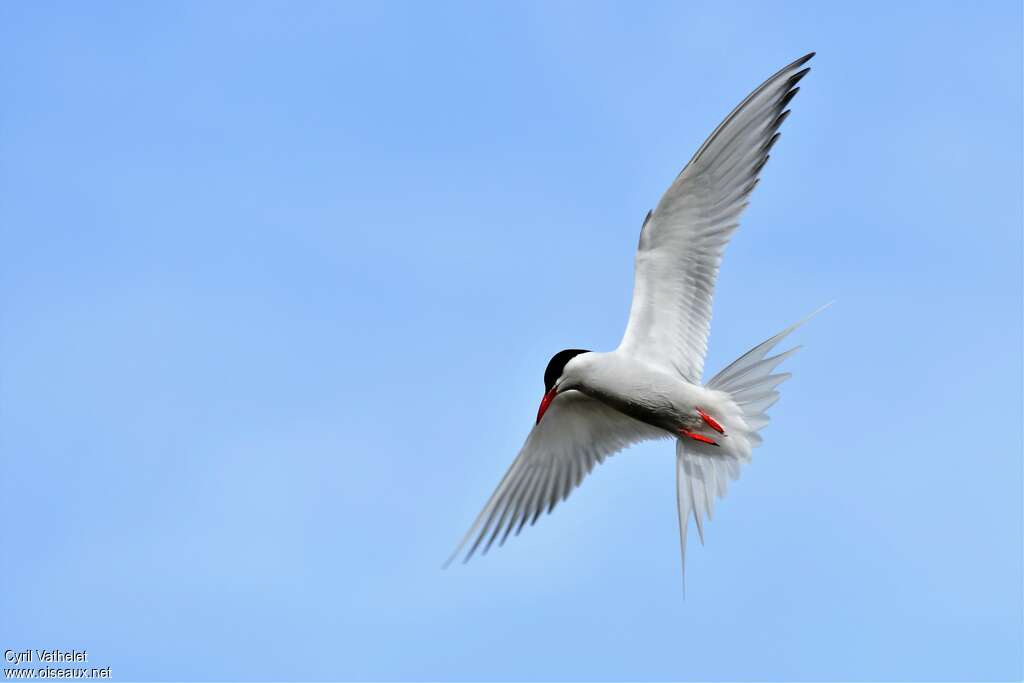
[445,390,668,566]
[617,53,814,383]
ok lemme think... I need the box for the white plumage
[447,53,824,586]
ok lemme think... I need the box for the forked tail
[675,304,830,591]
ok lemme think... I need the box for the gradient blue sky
[1,2,1021,681]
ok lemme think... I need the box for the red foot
[681,430,719,447]
[696,407,725,434]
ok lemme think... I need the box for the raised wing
[445,390,667,566]
[618,53,814,383]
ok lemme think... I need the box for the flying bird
[446,53,823,584]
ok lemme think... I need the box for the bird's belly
[594,393,693,434]
[582,368,707,434]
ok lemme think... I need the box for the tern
[446,53,823,584]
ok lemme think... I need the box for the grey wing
[445,390,668,566]
[618,53,814,383]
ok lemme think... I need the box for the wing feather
[618,53,814,383]
[445,391,667,566]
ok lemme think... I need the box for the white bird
[446,53,823,585]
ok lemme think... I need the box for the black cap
[543,349,589,392]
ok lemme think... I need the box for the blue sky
[1,2,1020,681]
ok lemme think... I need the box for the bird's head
[536,348,590,424]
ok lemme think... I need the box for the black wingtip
[789,67,812,87]
[778,86,800,111]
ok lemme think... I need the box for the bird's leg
[696,407,725,435]
[679,407,725,446]
[680,430,719,447]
